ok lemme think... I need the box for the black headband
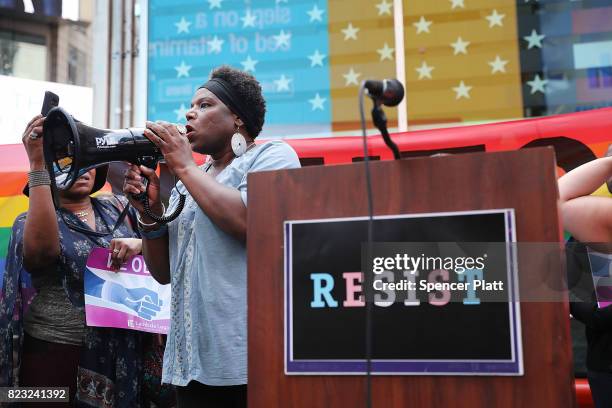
[200,78,257,137]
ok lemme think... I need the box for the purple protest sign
[84,248,171,334]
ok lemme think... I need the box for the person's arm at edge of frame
[558,156,612,246]
[21,115,61,273]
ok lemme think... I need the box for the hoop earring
[231,126,248,157]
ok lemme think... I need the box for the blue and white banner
[148,0,331,138]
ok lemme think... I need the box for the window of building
[587,67,612,89]
[67,45,86,86]
[0,30,46,81]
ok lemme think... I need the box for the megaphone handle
[132,158,158,202]
[130,159,185,224]
[132,178,149,202]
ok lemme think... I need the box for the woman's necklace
[73,209,90,223]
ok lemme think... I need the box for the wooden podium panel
[247,148,575,407]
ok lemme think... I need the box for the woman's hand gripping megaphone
[143,120,195,177]
[123,120,189,225]
[123,163,163,221]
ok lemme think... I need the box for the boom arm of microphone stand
[370,99,401,160]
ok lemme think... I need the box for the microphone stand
[358,82,404,408]
[370,99,401,160]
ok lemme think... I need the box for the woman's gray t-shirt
[161,140,301,386]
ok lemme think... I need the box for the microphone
[364,78,405,107]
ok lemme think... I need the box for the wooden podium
[247,147,575,407]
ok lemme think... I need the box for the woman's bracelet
[136,203,166,229]
[28,169,51,188]
[139,224,168,240]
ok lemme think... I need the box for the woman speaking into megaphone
[122,65,300,407]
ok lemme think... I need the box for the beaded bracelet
[27,169,51,188]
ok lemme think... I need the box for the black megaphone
[42,107,185,224]
[42,106,162,191]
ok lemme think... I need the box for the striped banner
[328,0,397,131]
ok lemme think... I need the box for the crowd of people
[0,63,611,408]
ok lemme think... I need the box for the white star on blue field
[147,0,331,136]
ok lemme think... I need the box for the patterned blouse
[0,195,163,407]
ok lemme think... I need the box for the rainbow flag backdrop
[0,144,29,289]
